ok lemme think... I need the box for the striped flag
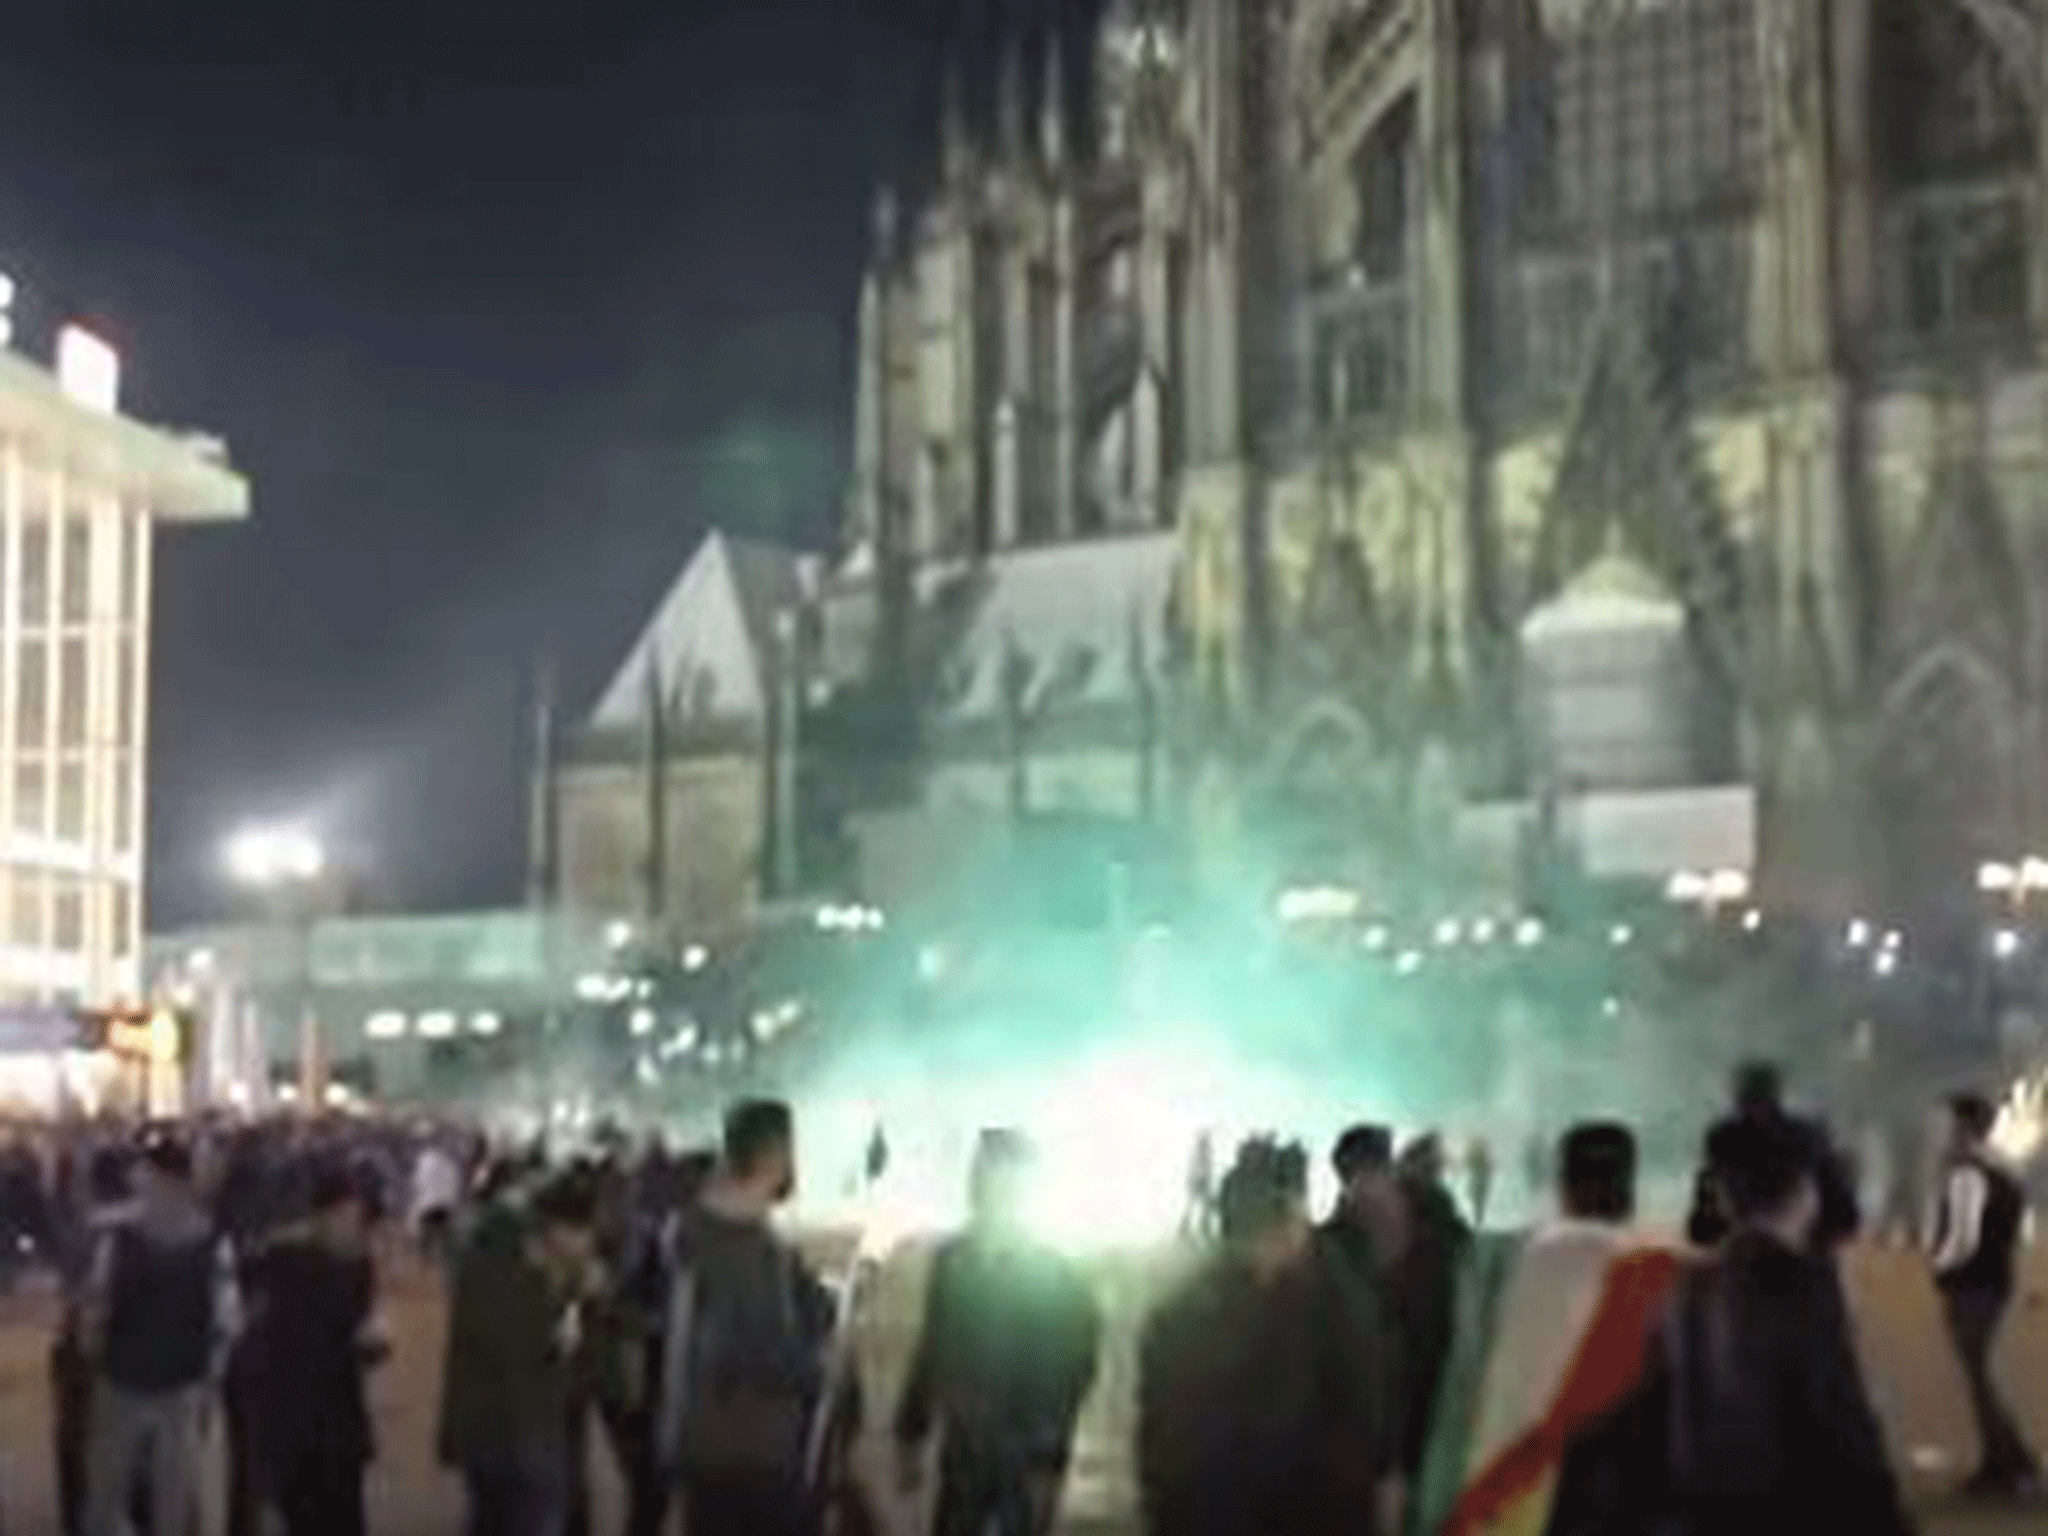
[1414,1223,1683,1536]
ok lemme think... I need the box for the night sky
[0,0,975,925]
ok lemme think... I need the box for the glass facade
[0,442,153,1004]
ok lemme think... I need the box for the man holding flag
[1415,1122,1680,1536]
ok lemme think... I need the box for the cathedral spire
[871,183,898,263]
[526,662,559,910]
[1040,27,1067,167]
[942,49,971,183]
[998,21,1027,162]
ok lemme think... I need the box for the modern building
[146,908,624,1109]
[0,308,247,1006]
[553,0,2048,937]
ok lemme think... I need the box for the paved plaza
[0,1239,2040,1533]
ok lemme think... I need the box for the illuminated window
[60,516,90,626]
[15,638,45,750]
[57,638,86,749]
[10,872,42,948]
[110,883,134,960]
[12,758,44,835]
[119,517,147,623]
[111,756,135,855]
[18,517,47,629]
[52,879,83,951]
[55,758,84,842]
[114,634,138,751]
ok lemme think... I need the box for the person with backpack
[657,1099,835,1536]
[81,1135,240,1536]
[1931,1092,2039,1498]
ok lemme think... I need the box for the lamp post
[224,825,331,1112]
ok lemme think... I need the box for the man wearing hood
[658,1098,835,1536]
[81,1135,240,1536]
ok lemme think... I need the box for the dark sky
[0,0,968,926]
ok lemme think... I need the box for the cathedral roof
[934,531,1177,721]
[590,530,812,730]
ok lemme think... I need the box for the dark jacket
[1689,1111,1859,1251]
[1312,1213,1396,1482]
[1394,1178,1470,1478]
[656,1191,835,1477]
[244,1238,376,1474]
[1933,1154,2026,1299]
[1138,1250,1383,1536]
[435,1204,583,1483]
[894,1229,1101,1472]
[1653,1233,1912,1536]
[93,1202,227,1394]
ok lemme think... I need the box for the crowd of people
[3,1061,2038,1536]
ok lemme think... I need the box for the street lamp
[224,823,331,1112]
[226,825,326,886]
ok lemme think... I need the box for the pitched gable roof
[590,530,809,731]
[931,530,1178,722]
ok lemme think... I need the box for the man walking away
[658,1099,835,1536]
[82,1136,239,1536]
[1315,1126,1404,1529]
[247,1164,383,1536]
[1658,1115,1912,1536]
[1687,1062,1859,1251]
[1396,1131,1472,1489]
[438,1169,604,1536]
[1931,1092,2039,1497]
[895,1129,1102,1536]
[1139,1138,1383,1536]
[1418,1123,1680,1536]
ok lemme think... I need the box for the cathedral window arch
[1873,640,2018,888]
[1483,0,1762,420]
[1306,92,1416,431]
[1873,0,2037,345]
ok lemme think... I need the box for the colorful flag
[1414,1223,1683,1536]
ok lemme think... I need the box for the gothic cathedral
[574,0,2048,934]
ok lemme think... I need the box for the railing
[1485,222,1753,422]
[1307,276,1411,429]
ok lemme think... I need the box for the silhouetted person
[1395,1131,1470,1488]
[248,1165,382,1536]
[657,1099,834,1536]
[895,1129,1101,1536]
[1140,1138,1385,1536]
[1656,1115,1911,1536]
[1688,1063,1858,1251]
[438,1169,603,1536]
[1930,1093,2038,1497]
[83,1137,238,1536]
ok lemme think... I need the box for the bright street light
[225,824,326,886]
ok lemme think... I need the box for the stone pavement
[0,1239,2037,1533]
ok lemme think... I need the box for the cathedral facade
[565,0,2048,936]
